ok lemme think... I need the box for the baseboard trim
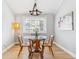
[2,42,76,58]
[14,42,19,45]
[2,43,15,54]
[54,42,76,58]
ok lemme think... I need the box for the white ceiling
[5,0,64,14]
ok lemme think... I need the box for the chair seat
[44,39,49,43]
[21,42,30,47]
[31,48,42,52]
[44,43,51,47]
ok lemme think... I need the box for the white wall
[46,14,55,36]
[15,14,54,41]
[55,0,76,55]
[2,0,15,51]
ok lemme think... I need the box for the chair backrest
[17,35,23,47]
[28,39,45,52]
[31,39,41,49]
[48,35,54,46]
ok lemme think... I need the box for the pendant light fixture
[29,0,42,16]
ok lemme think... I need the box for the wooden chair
[28,39,45,59]
[44,35,54,56]
[17,34,28,56]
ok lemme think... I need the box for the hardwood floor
[2,44,75,59]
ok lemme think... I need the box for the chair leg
[30,53,33,59]
[49,46,54,56]
[28,53,33,59]
[40,53,43,59]
[18,46,23,56]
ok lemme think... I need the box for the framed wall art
[58,11,74,30]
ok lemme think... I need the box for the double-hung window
[23,17,47,34]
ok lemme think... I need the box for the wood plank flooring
[2,44,75,59]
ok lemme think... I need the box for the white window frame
[23,17,47,34]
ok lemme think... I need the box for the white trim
[2,41,76,58]
[2,42,20,54]
[54,42,76,58]
[4,0,15,15]
[55,0,64,14]
[14,42,19,44]
[2,43,15,54]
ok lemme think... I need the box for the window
[23,17,47,34]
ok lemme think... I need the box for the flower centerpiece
[34,28,39,39]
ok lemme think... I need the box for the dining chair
[17,34,28,56]
[28,39,45,59]
[44,35,54,56]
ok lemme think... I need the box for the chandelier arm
[29,0,42,16]
[33,3,37,10]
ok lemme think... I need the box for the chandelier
[29,0,42,16]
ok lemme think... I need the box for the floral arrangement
[34,28,39,39]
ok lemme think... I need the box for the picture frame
[58,11,74,30]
